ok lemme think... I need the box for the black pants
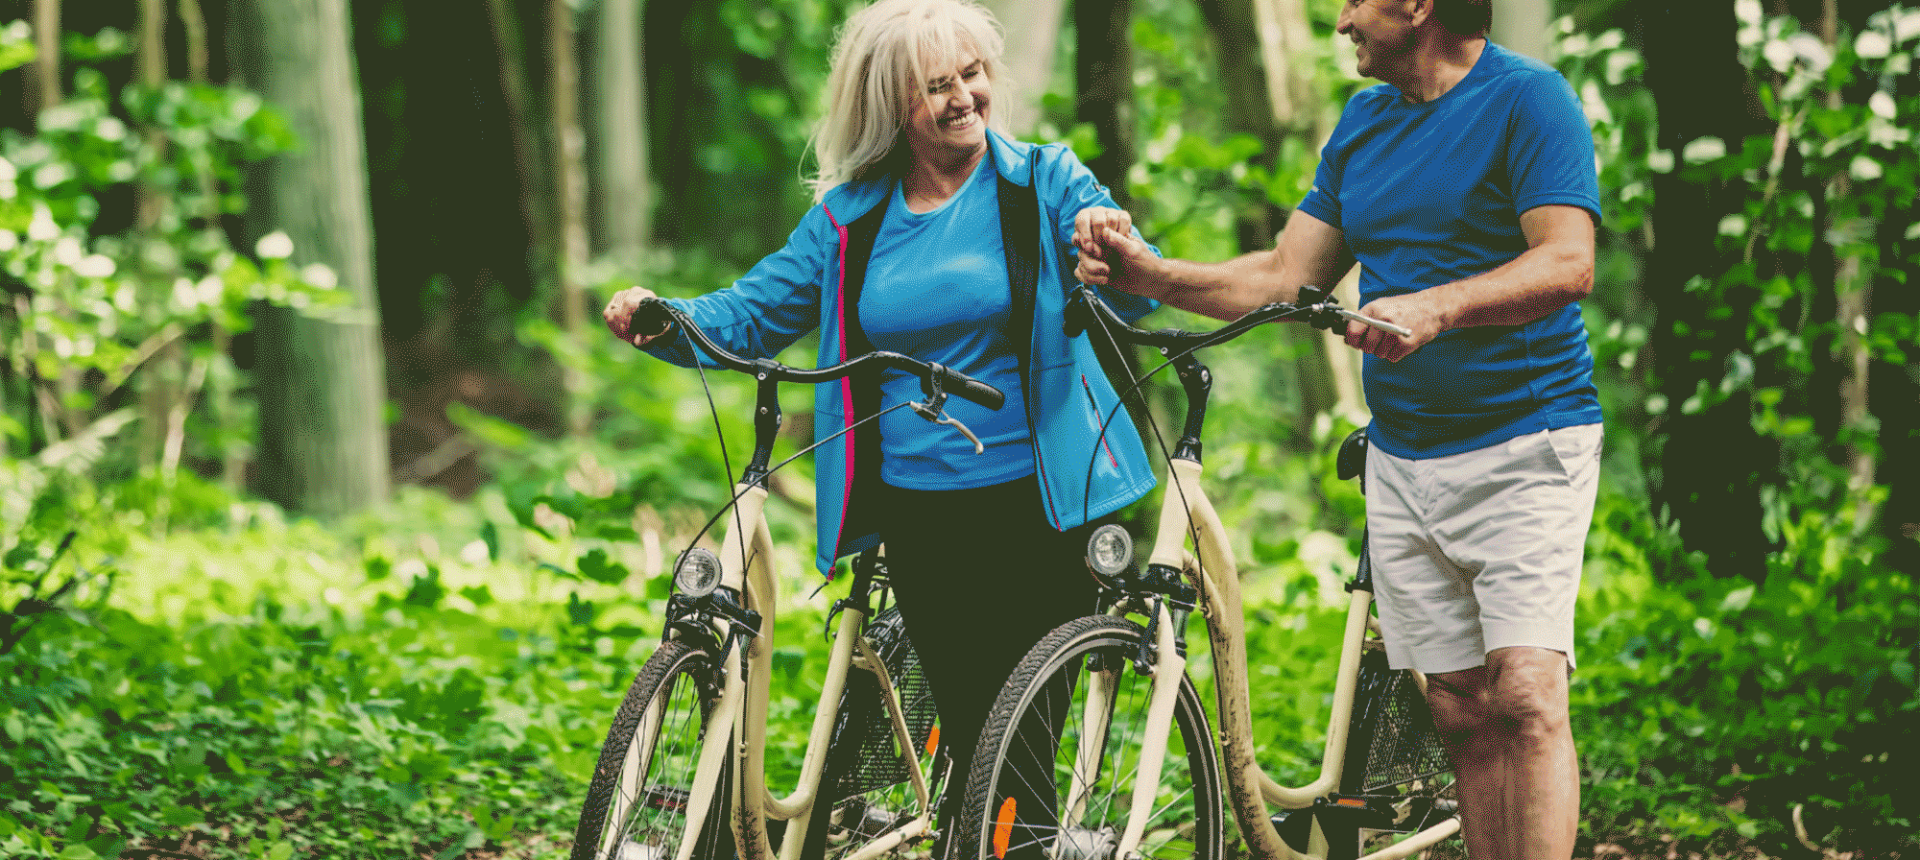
[877,475,1103,855]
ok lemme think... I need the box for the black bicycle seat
[1337,428,1368,482]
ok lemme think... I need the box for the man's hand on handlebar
[604,286,670,347]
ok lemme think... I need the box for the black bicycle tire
[571,640,735,860]
[952,615,1224,860]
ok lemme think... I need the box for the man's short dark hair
[1434,0,1492,36]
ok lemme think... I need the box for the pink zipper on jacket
[825,204,854,576]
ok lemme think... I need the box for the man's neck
[1391,35,1486,104]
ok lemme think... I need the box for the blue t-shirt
[1296,43,1603,459]
[862,157,1035,489]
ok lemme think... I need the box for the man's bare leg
[1425,646,1577,859]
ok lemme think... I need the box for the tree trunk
[487,0,555,269]
[550,0,591,438]
[590,0,651,272]
[177,0,239,489]
[1643,0,1772,582]
[1076,0,1136,212]
[1490,0,1553,60]
[230,0,390,518]
[136,0,174,476]
[1870,213,1920,574]
[1810,0,1874,527]
[1251,0,1320,133]
[979,0,1067,136]
[27,0,60,114]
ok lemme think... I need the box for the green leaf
[567,592,596,627]
[459,585,494,606]
[577,548,630,585]
[389,782,426,807]
[159,806,203,826]
[479,521,501,562]
[0,27,34,74]
[1718,585,1756,615]
[266,842,294,860]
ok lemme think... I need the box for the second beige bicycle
[947,286,1464,860]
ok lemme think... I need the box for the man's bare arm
[1344,204,1596,362]
[1075,208,1354,322]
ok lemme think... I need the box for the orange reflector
[993,796,1017,859]
[1336,797,1368,807]
[925,724,941,758]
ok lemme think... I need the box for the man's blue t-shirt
[1296,42,1603,459]
[862,156,1035,489]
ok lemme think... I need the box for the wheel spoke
[956,617,1222,860]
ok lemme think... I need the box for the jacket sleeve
[641,206,832,368]
[1033,142,1162,325]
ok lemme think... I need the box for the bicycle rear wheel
[572,640,735,860]
[952,615,1224,860]
[794,606,945,859]
[1339,648,1460,860]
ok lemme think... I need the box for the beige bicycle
[948,287,1464,860]
[570,299,1005,860]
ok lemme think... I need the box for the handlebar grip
[944,369,1006,412]
[631,298,676,339]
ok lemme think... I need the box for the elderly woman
[603,0,1156,851]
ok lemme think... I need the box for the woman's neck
[903,144,987,213]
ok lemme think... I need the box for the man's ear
[1405,0,1434,29]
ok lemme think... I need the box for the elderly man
[1073,1,1601,857]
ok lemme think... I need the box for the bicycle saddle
[1337,428,1368,482]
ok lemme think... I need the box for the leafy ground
[2,470,1912,860]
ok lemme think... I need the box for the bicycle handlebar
[1066,284,1411,348]
[632,298,1007,412]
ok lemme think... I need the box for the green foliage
[0,522,613,859]
[3,5,1914,859]
[1573,490,1918,854]
[0,20,338,542]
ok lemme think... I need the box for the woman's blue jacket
[643,130,1159,576]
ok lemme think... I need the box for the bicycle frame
[1139,458,1461,860]
[614,297,1001,860]
[664,483,939,860]
[1064,289,1460,860]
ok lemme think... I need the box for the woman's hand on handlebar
[604,286,669,348]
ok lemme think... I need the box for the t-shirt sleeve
[1295,142,1344,231]
[1506,71,1601,222]
[1296,90,1376,231]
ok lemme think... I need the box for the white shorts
[1364,424,1602,675]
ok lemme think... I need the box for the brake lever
[1294,285,1414,339]
[910,402,985,455]
[1334,307,1413,338]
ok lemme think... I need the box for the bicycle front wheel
[572,640,735,860]
[953,615,1224,860]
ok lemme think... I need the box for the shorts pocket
[1546,424,1603,480]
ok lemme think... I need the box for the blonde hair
[807,0,1008,202]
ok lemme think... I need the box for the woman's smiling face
[903,52,991,164]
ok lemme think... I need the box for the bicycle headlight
[673,548,723,598]
[1085,524,1134,580]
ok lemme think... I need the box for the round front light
[1085,524,1134,580]
[674,548,723,598]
